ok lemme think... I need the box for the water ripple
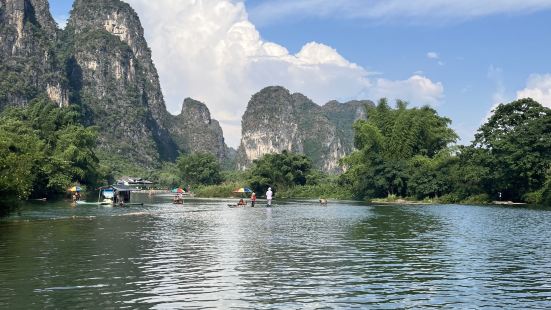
[1,199,551,308]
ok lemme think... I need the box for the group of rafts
[70,186,328,207]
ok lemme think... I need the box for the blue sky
[49,0,551,146]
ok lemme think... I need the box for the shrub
[462,194,491,204]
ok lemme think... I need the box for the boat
[76,201,101,206]
[97,185,143,207]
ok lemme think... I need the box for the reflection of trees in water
[0,200,21,218]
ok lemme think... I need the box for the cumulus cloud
[125,0,444,147]
[427,52,439,59]
[249,0,551,25]
[361,75,444,106]
[516,74,551,108]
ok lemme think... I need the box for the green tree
[0,98,100,201]
[177,153,222,186]
[541,169,551,206]
[0,119,44,200]
[407,149,458,199]
[341,99,458,199]
[247,150,313,194]
[472,98,551,201]
[150,162,181,188]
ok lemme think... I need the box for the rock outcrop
[0,0,68,109]
[0,0,231,169]
[2,1,369,173]
[237,86,351,173]
[168,98,228,162]
[322,99,372,154]
[65,0,178,165]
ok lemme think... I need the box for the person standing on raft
[266,187,273,207]
[251,192,257,207]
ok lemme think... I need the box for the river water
[1,195,550,309]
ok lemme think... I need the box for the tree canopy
[247,150,313,194]
[177,152,222,186]
[341,99,458,199]
[469,98,551,201]
[0,98,100,201]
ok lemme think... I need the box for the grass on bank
[193,177,354,200]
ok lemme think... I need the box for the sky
[49,0,551,148]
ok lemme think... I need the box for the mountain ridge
[1,0,230,169]
[1,0,368,174]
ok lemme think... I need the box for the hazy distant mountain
[237,86,370,173]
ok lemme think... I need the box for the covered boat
[98,185,141,206]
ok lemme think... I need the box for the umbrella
[233,187,253,193]
[69,186,82,192]
[171,188,185,193]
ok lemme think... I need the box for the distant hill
[237,86,370,173]
[322,99,372,154]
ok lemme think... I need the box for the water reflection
[1,199,551,308]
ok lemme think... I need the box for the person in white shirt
[266,187,273,206]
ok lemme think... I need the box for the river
[1,195,550,309]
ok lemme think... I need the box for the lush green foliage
[342,98,551,205]
[341,99,458,199]
[470,98,551,201]
[193,168,352,200]
[247,150,313,194]
[277,180,353,200]
[194,181,244,198]
[177,153,223,186]
[542,171,551,206]
[0,98,100,201]
[147,162,180,188]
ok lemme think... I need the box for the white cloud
[361,75,444,106]
[125,0,444,147]
[516,74,551,108]
[427,52,439,59]
[427,52,445,66]
[249,0,551,25]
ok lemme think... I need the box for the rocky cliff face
[322,99,372,154]
[0,0,68,109]
[65,0,178,165]
[168,98,228,161]
[2,0,365,173]
[237,86,348,173]
[0,0,230,170]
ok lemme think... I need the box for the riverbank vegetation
[340,98,550,204]
[188,98,550,204]
[1,97,550,212]
[0,98,101,206]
